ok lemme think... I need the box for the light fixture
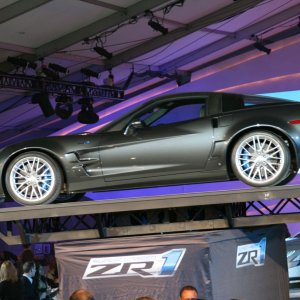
[103,70,114,87]
[176,71,191,86]
[77,97,99,124]
[55,95,73,119]
[40,66,60,80]
[93,46,113,59]
[80,68,99,79]
[253,37,271,55]
[31,92,55,117]
[148,19,168,35]
[48,63,68,74]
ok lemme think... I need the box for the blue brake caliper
[41,168,51,192]
[241,147,250,175]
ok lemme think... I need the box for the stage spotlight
[148,19,168,35]
[93,46,113,59]
[103,70,114,87]
[48,63,68,74]
[80,68,99,79]
[55,95,73,119]
[40,66,60,80]
[31,92,55,117]
[253,41,271,55]
[176,71,191,86]
[77,97,99,124]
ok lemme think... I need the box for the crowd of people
[0,247,59,300]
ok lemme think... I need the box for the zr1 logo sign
[236,237,266,268]
[82,248,186,279]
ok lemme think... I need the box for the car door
[99,97,214,182]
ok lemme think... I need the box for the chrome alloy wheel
[234,134,286,185]
[9,156,56,203]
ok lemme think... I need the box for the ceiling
[1,0,300,146]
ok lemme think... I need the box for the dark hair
[22,261,35,273]
[69,289,94,300]
[19,249,34,263]
[180,285,198,297]
[136,297,154,300]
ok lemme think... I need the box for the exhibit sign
[55,225,289,300]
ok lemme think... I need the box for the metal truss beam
[0,0,51,24]
[0,0,167,72]
[160,3,300,72]
[1,185,300,245]
[1,184,300,222]
[0,74,124,99]
[108,0,263,68]
[79,0,126,12]
[2,213,300,245]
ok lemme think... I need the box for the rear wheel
[231,131,291,187]
[5,151,62,205]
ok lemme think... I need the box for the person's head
[136,297,154,300]
[19,248,34,263]
[69,289,95,300]
[22,261,36,278]
[179,285,198,300]
[0,260,18,282]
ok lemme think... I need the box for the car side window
[222,94,244,112]
[139,100,206,128]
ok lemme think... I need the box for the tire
[5,151,62,205]
[231,131,291,187]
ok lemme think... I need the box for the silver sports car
[0,92,300,205]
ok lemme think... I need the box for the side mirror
[124,120,145,135]
[131,120,144,129]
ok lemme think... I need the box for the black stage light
[103,71,114,87]
[253,41,271,55]
[55,95,73,119]
[148,20,168,35]
[93,46,113,59]
[80,68,99,79]
[77,97,99,124]
[48,63,68,74]
[31,92,55,117]
[176,71,191,86]
[41,67,60,80]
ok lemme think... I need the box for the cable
[151,0,295,73]
[130,41,175,63]
[150,15,237,71]
[241,0,293,29]
[259,16,300,37]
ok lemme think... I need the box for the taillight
[288,120,300,124]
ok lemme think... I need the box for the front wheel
[231,131,291,187]
[5,151,62,205]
